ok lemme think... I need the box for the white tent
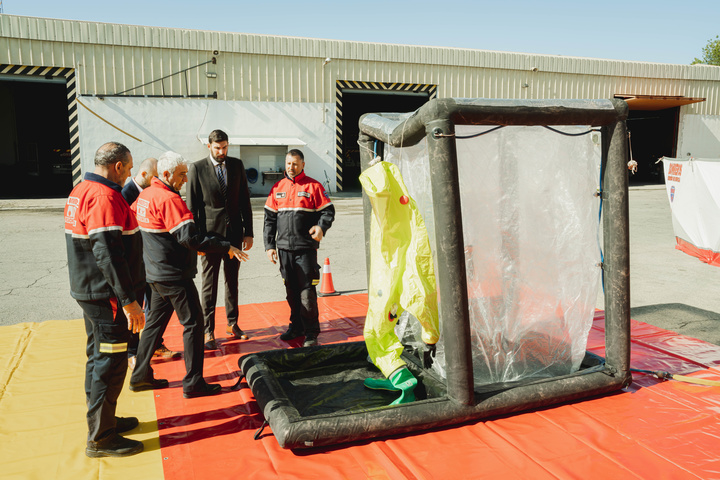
[662,157,720,266]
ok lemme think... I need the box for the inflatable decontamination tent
[240,98,632,449]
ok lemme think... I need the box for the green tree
[692,36,720,66]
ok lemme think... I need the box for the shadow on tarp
[591,309,720,379]
[159,410,266,448]
[216,315,368,357]
[631,303,720,347]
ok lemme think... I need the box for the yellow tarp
[0,320,163,480]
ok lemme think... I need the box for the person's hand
[123,301,145,334]
[228,245,249,262]
[309,225,324,242]
[266,249,278,264]
[243,236,254,251]
[421,342,437,369]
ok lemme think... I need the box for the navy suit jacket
[186,155,253,245]
[121,179,141,205]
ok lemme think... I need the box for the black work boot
[279,325,304,341]
[86,433,144,458]
[115,416,139,434]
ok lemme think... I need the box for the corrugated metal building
[1,14,719,196]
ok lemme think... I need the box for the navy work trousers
[77,297,130,444]
[278,248,320,336]
[131,279,205,392]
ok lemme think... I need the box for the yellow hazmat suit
[359,161,439,404]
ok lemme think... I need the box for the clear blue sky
[3,0,719,65]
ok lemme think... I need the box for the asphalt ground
[1,186,719,345]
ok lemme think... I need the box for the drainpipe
[322,58,332,124]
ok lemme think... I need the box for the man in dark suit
[121,157,157,205]
[121,157,180,366]
[187,130,254,350]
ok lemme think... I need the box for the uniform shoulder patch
[297,191,311,198]
[65,197,79,226]
[275,192,287,199]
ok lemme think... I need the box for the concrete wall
[677,114,720,159]
[4,14,720,114]
[78,97,335,195]
[5,14,720,189]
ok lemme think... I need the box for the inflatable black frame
[240,98,632,449]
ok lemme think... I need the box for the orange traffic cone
[317,257,340,296]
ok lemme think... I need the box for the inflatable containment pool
[240,98,633,449]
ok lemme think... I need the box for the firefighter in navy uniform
[64,142,146,458]
[264,149,335,347]
[129,151,248,399]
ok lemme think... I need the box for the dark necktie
[216,163,227,199]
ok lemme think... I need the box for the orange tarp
[1,294,720,479]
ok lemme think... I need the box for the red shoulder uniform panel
[135,177,230,282]
[263,171,335,251]
[64,173,144,305]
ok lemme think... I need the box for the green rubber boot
[363,377,398,391]
[389,367,417,405]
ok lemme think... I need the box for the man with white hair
[121,157,181,367]
[129,151,248,398]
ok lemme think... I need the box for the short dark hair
[209,129,228,144]
[287,149,304,161]
[94,142,131,167]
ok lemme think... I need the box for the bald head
[134,157,158,188]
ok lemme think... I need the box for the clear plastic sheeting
[385,141,448,380]
[388,125,602,386]
[384,140,435,250]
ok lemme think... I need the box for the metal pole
[321,58,331,123]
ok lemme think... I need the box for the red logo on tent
[671,185,675,202]
[667,163,683,182]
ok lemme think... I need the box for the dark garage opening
[0,77,72,198]
[341,90,429,192]
[626,107,679,184]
